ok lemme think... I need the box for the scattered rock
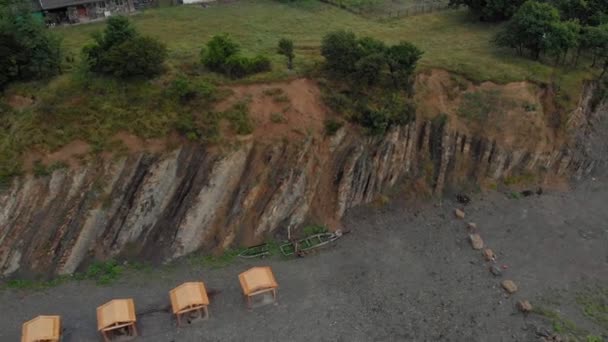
[489,265,502,277]
[456,194,471,205]
[501,280,518,294]
[467,222,477,231]
[454,208,465,219]
[483,248,496,262]
[469,234,484,250]
[517,300,532,313]
[521,190,534,197]
[540,334,563,342]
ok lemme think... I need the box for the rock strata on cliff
[1,76,603,277]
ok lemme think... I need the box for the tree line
[451,0,608,76]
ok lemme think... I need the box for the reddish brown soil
[6,95,35,111]
[22,140,91,171]
[415,69,561,151]
[216,78,328,141]
[22,133,176,172]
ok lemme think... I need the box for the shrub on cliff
[354,94,415,135]
[386,42,423,90]
[321,30,362,76]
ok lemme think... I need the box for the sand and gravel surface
[1,179,607,341]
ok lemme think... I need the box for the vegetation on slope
[0,0,604,185]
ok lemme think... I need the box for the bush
[324,118,344,135]
[201,34,271,78]
[249,55,272,73]
[175,112,201,140]
[168,74,216,102]
[83,16,166,78]
[322,90,355,113]
[354,94,416,135]
[223,101,252,134]
[103,36,167,78]
[223,55,250,78]
[201,34,240,71]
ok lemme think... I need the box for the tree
[579,24,608,76]
[0,33,19,88]
[83,16,166,78]
[386,42,423,89]
[100,16,136,49]
[449,0,525,21]
[277,38,294,69]
[544,20,580,63]
[554,0,590,23]
[0,4,62,89]
[354,53,385,86]
[581,25,608,64]
[552,0,608,25]
[321,30,362,76]
[496,1,561,59]
[358,36,387,56]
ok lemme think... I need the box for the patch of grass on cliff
[74,259,125,285]
[223,100,253,135]
[32,160,68,177]
[187,248,246,269]
[1,276,72,291]
[0,71,221,181]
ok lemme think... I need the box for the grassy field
[0,0,598,184]
[323,0,450,18]
[54,0,593,85]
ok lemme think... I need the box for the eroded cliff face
[0,75,603,277]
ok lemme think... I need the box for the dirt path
[1,180,607,341]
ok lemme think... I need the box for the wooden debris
[454,208,465,219]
